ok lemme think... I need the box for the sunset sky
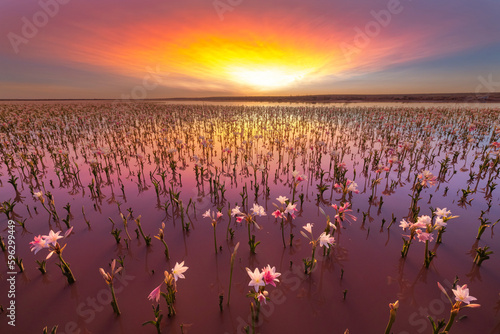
[1,0,499,99]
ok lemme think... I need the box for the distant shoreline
[1,92,499,103]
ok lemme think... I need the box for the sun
[97,24,336,93]
[228,67,307,90]
[157,31,330,93]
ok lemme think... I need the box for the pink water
[0,103,499,334]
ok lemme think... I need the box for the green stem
[58,253,76,284]
[436,228,444,244]
[255,299,261,322]
[161,239,170,259]
[164,291,176,317]
[442,309,458,333]
[384,310,397,334]
[110,284,121,315]
[137,222,150,245]
[250,303,255,334]
[226,216,232,240]
[307,244,317,274]
[247,221,253,252]
[476,225,486,240]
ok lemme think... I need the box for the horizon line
[1,91,498,102]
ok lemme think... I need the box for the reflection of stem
[228,254,235,304]
[180,201,186,230]
[280,218,285,248]
[424,240,429,267]
[213,224,217,254]
[40,202,52,217]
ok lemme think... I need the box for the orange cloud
[3,0,499,97]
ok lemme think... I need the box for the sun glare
[229,67,306,90]
[90,24,337,93]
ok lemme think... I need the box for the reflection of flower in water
[191,187,210,213]
[2,102,499,332]
[467,240,480,259]
[388,259,422,306]
[494,294,500,315]
[418,170,437,187]
[333,243,349,262]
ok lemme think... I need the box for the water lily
[29,235,47,254]
[246,267,265,292]
[148,283,163,303]
[303,223,313,234]
[418,170,437,187]
[301,223,335,274]
[99,259,123,315]
[154,222,170,259]
[148,261,189,317]
[245,264,281,329]
[202,209,223,253]
[43,230,63,246]
[250,203,266,217]
[434,207,451,218]
[172,261,188,281]
[452,284,477,304]
[276,195,288,205]
[261,265,281,287]
[231,204,266,253]
[433,282,480,333]
[318,232,335,248]
[29,228,76,283]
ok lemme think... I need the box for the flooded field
[1,102,499,334]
